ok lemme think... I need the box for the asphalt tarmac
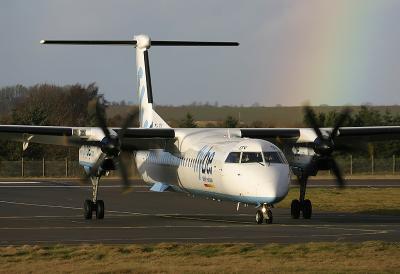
[0,179,399,245]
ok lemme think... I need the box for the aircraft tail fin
[40,35,239,129]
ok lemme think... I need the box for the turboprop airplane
[1,34,400,224]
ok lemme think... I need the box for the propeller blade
[80,153,107,185]
[330,159,345,188]
[95,99,111,139]
[331,108,351,139]
[88,153,107,178]
[119,109,140,142]
[114,156,130,189]
[304,106,324,140]
[334,143,361,153]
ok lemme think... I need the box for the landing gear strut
[83,176,105,220]
[255,204,273,224]
[291,175,312,219]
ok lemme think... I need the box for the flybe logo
[194,146,216,180]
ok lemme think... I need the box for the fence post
[65,158,68,177]
[371,154,374,175]
[42,158,45,177]
[21,157,24,177]
[350,155,353,175]
[393,155,396,175]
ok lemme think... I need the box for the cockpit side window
[225,152,241,163]
[241,152,263,164]
[279,152,288,164]
[263,151,284,164]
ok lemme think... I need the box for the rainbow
[264,1,395,106]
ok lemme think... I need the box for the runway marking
[0,236,240,245]
[158,214,254,225]
[0,181,43,184]
[0,185,149,189]
[274,224,389,234]
[309,185,400,187]
[0,215,82,219]
[0,200,395,240]
[0,200,149,216]
[0,225,257,230]
[0,200,82,211]
[0,227,389,245]
[0,224,389,236]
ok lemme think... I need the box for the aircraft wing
[240,129,300,140]
[0,125,176,150]
[335,126,400,142]
[113,128,176,150]
[240,126,400,143]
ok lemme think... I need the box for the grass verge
[278,187,400,215]
[1,242,399,273]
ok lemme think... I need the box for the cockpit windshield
[241,152,263,163]
[263,151,285,164]
[225,152,241,163]
[225,151,287,164]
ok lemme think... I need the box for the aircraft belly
[145,165,178,185]
[135,151,179,186]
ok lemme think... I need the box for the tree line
[0,84,100,160]
[0,84,400,159]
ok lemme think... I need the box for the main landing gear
[83,176,105,220]
[291,175,312,219]
[255,204,273,224]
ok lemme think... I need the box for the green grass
[277,187,400,215]
[1,242,400,273]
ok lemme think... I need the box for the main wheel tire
[265,209,273,224]
[96,200,105,219]
[291,199,301,219]
[302,199,312,219]
[256,210,264,224]
[84,199,93,220]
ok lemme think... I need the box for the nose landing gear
[291,175,312,219]
[255,204,273,224]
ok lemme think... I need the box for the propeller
[303,106,352,187]
[70,98,139,189]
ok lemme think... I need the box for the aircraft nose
[260,165,290,203]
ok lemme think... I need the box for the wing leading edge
[0,125,175,150]
[240,126,400,143]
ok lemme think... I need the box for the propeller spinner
[303,106,352,188]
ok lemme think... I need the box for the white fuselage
[135,129,291,205]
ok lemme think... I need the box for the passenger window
[225,152,241,163]
[263,152,283,164]
[241,152,263,164]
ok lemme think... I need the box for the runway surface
[0,179,399,245]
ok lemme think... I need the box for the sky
[1,0,400,106]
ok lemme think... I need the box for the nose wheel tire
[256,207,273,224]
[265,209,273,224]
[291,199,301,219]
[302,199,312,219]
[84,199,105,220]
[256,210,264,224]
[84,199,94,220]
[96,200,105,219]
